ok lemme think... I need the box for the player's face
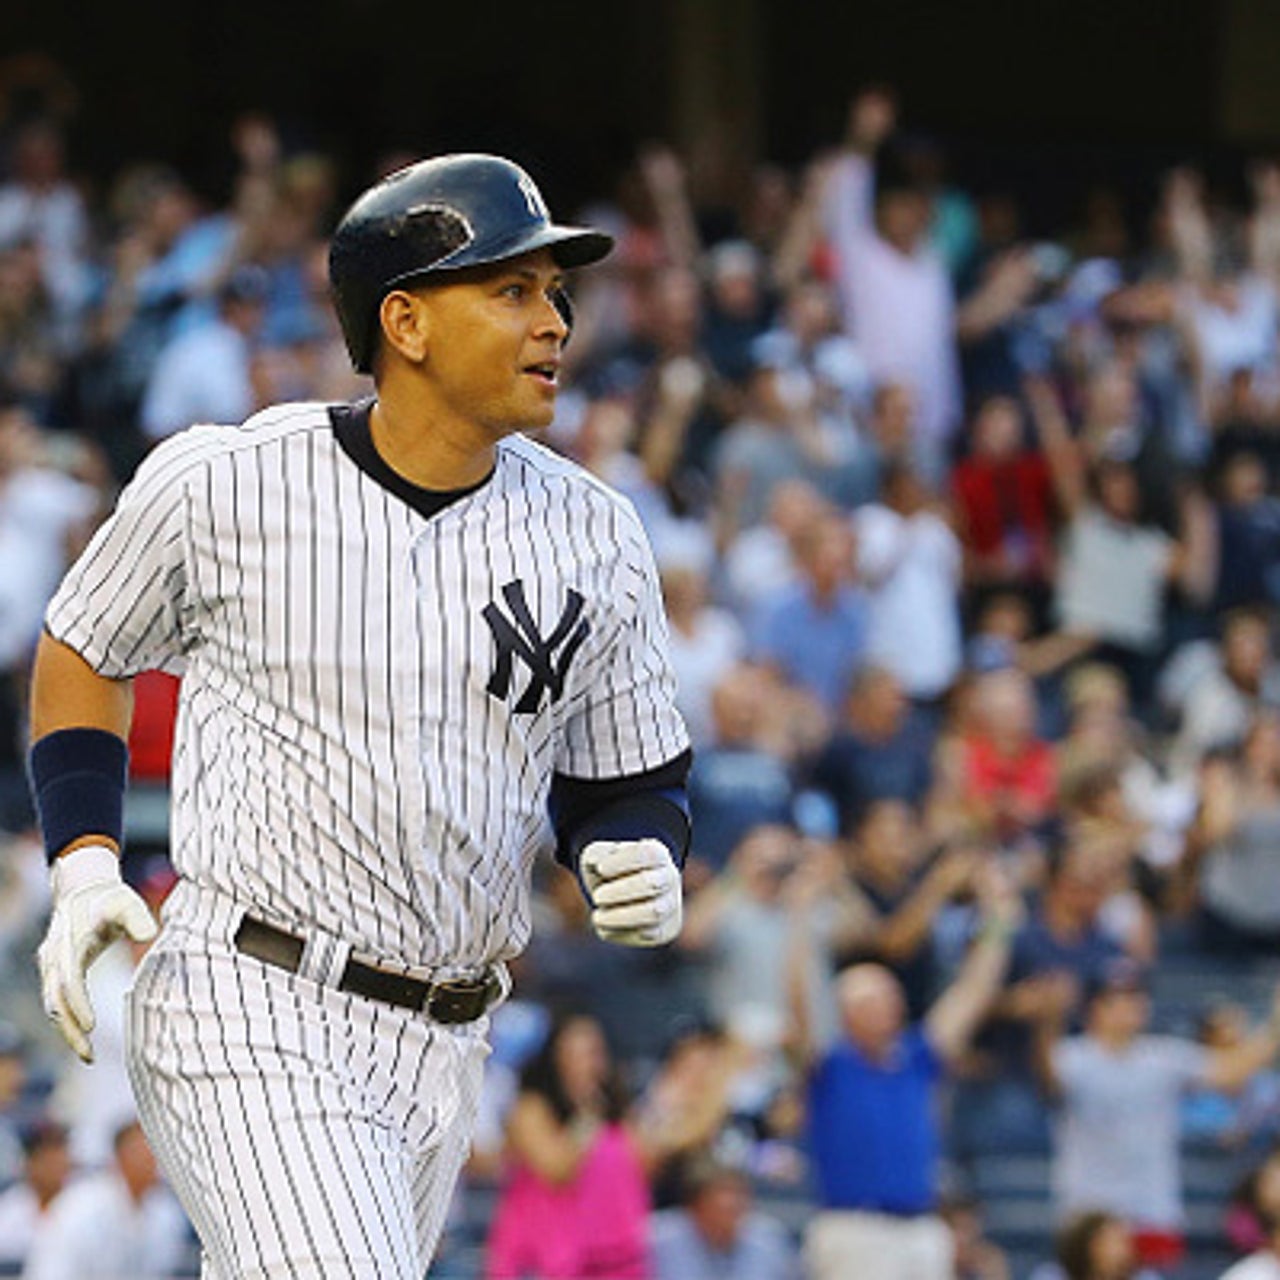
[414,249,570,438]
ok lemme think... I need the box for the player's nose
[533,289,570,344]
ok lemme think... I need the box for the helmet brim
[388,223,614,290]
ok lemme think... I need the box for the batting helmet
[328,153,614,373]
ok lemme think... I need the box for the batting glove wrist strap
[51,843,125,895]
[39,843,157,1064]
[28,727,129,864]
[579,839,683,948]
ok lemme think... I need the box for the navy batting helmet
[328,153,614,373]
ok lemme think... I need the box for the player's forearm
[29,633,134,858]
[30,632,134,742]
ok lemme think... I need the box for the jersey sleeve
[43,431,208,677]
[558,501,691,779]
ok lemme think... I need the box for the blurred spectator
[1058,662,1196,875]
[1226,1145,1280,1258]
[785,864,1019,1280]
[942,666,1057,850]
[649,1156,799,1280]
[1076,358,1183,535]
[712,348,835,534]
[1035,959,1280,1271]
[951,394,1056,607]
[701,239,773,387]
[839,800,979,1018]
[681,827,861,1048]
[632,266,730,497]
[748,278,873,469]
[1008,837,1134,1003]
[0,404,100,827]
[0,119,88,341]
[1165,606,1280,778]
[22,1119,191,1280]
[686,665,801,873]
[809,664,934,833]
[484,1013,651,1280]
[748,509,868,716]
[940,1192,1011,1280]
[963,591,1094,690]
[952,197,1046,403]
[633,1021,739,1209]
[139,263,269,441]
[1210,450,1280,611]
[1181,998,1280,1150]
[0,1119,70,1272]
[1028,1209,1161,1280]
[0,239,62,418]
[0,1025,29,1186]
[657,530,744,750]
[721,477,824,615]
[898,133,979,282]
[819,87,963,483]
[953,839,1130,1158]
[1171,714,1280,953]
[1031,374,1216,711]
[0,402,100,666]
[853,461,964,704]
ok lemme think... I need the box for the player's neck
[368,394,496,492]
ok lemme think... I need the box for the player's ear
[378,289,430,365]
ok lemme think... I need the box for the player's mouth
[523,360,560,391]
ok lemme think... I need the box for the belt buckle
[426,976,489,1024]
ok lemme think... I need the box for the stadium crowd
[7,65,1280,1279]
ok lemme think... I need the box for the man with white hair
[786,862,1019,1280]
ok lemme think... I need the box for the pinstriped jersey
[45,400,689,971]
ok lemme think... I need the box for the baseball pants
[125,897,489,1280]
[804,1209,953,1280]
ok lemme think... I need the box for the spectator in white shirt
[0,1121,71,1273]
[1035,960,1280,1271]
[819,88,963,485]
[22,1119,191,1280]
[0,404,99,671]
[139,264,268,441]
[853,462,963,703]
[657,534,745,751]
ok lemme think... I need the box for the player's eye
[501,282,528,300]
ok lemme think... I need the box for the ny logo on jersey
[482,580,590,714]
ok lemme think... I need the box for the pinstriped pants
[125,929,489,1279]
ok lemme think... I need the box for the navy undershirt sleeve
[548,748,692,870]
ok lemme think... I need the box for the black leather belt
[233,915,501,1024]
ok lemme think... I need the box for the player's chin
[515,387,558,429]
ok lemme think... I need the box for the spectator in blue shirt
[810,664,934,833]
[749,510,869,716]
[650,1156,799,1280]
[785,864,1019,1280]
[687,664,799,873]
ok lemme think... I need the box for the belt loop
[300,933,350,990]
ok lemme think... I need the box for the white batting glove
[37,845,158,1063]
[580,839,682,947]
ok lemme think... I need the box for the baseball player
[28,153,691,1278]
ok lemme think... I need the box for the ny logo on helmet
[482,580,590,714]
[516,171,550,222]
